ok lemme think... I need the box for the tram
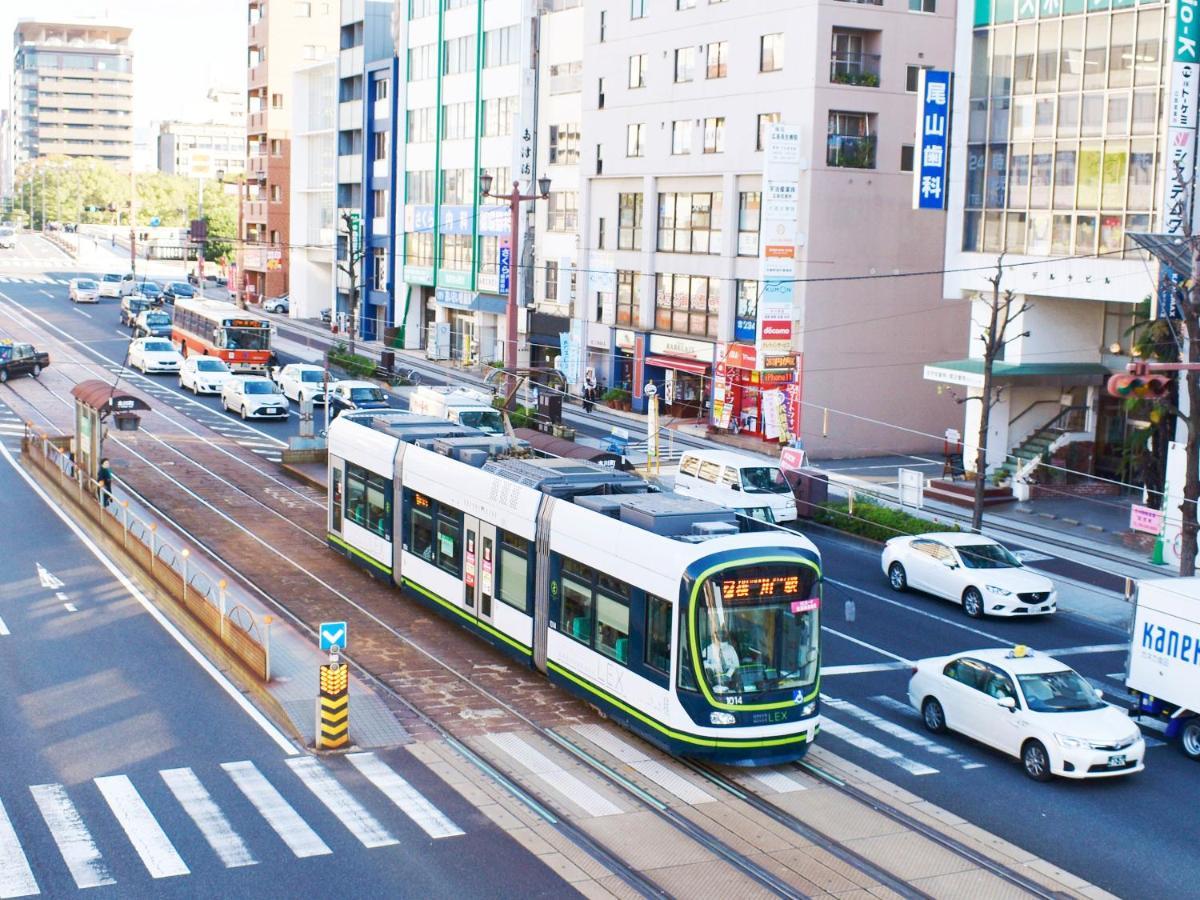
[326,411,823,765]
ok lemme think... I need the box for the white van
[673,449,797,523]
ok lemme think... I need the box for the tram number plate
[1107,754,1125,768]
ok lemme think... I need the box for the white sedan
[128,338,182,374]
[908,646,1145,781]
[272,363,327,404]
[179,356,232,395]
[221,376,288,420]
[881,532,1055,618]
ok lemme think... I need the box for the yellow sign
[318,662,349,749]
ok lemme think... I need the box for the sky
[2,0,245,128]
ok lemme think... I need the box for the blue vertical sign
[914,70,952,211]
[498,239,511,295]
[1158,268,1183,320]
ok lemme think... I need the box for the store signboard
[756,124,801,370]
[913,70,952,211]
[1165,0,1200,236]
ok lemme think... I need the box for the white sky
[2,0,245,127]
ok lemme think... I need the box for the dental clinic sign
[913,70,952,211]
[1164,0,1200,236]
[756,123,801,370]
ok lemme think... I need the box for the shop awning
[645,355,709,375]
[924,359,1109,389]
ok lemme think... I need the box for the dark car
[120,294,154,327]
[133,309,174,339]
[327,381,390,419]
[319,308,332,324]
[0,339,49,383]
[136,280,163,303]
[161,281,196,305]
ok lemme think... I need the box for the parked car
[327,380,389,418]
[909,646,1145,781]
[271,363,327,404]
[882,532,1056,618]
[68,278,100,304]
[0,339,49,383]
[263,294,289,314]
[132,309,174,339]
[221,376,289,420]
[179,356,232,395]
[0,227,16,249]
[319,308,332,324]
[120,293,155,327]
[161,281,196,305]
[128,338,183,374]
[98,272,136,298]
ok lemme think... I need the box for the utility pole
[337,210,363,358]
[40,166,45,232]
[129,165,138,275]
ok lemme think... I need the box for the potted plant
[991,466,1011,487]
[602,387,628,410]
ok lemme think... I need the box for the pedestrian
[98,457,114,508]
[582,371,597,413]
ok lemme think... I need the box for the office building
[158,121,246,179]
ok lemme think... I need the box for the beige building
[157,121,246,179]
[10,20,134,169]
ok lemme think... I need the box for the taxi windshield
[741,467,791,494]
[1017,669,1106,713]
[681,563,820,700]
[957,543,1021,569]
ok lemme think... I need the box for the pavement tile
[503,826,558,857]
[767,787,906,843]
[1025,857,1091,890]
[648,858,779,900]
[682,801,797,855]
[909,868,1035,900]
[768,847,874,895]
[840,831,976,882]
[581,811,715,870]
[535,852,592,884]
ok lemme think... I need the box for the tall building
[157,121,246,179]
[10,21,134,169]
[242,0,338,303]
[937,0,1168,488]
[334,0,395,340]
[579,0,966,456]
[290,58,338,319]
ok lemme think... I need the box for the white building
[290,59,338,320]
[157,120,246,179]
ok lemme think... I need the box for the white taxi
[271,363,327,404]
[221,375,288,420]
[179,356,232,395]
[128,338,182,374]
[908,646,1145,781]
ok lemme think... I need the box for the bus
[171,298,273,373]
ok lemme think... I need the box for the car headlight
[710,711,736,726]
[985,585,1013,596]
[1054,733,1087,748]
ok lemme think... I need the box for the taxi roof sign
[1007,645,1032,659]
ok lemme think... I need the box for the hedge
[811,499,959,543]
[327,349,376,379]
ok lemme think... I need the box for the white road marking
[39,290,53,298]
[1043,643,1127,656]
[54,592,68,602]
[486,732,623,817]
[62,602,77,613]
[833,695,985,769]
[286,757,398,848]
[748,768,808,794]
[347,752,465,839]
[72,307,92,318]
[94,775,190,879]
[160,768,256,868]
[822,661,911,676]
[0,797,39,898]
[0,617,8,636]
[572,725,715,804]
[36,563,63,589]
[821,626,912,665]
[221,761,332,858]
[817,716,939,776]
[29,783,116,889]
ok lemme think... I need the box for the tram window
[596,594,629,664]
[562,571,593,645]
[677,609,698,691]
[645,595,672,674]
[409,504,434,561]
[597,571,630,600]
[345,464,390,538]
[498,530,529,612]
[331,470,343,530]
[436,508,462,577]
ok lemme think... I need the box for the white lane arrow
[321,627,345,646]
[37,563,64,590]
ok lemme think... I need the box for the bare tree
[337,211,363,358]
[970,254,1030,532]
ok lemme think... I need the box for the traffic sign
[149,216,161,226]
[318,621,347,652]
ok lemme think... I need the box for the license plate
[1107,754,1126,767]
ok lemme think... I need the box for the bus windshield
[218,327,269,351]
[685,563,820,700]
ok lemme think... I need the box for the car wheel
[0,369,8,383]
[31,364,41,377]
[887,562,908,592]
[962,587,985,619]
[1022,739,1052,782]
[921,697,947,734]
[1181,720,1200,761]
[240,406,248,420]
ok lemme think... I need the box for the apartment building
[291,58,338,319]
[158,121,246,179]
[579,0,966,456]
[242,0,337,303]
[10,21,134,169]
[937,0,1169,487]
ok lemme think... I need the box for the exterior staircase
[1011,405,1090,500]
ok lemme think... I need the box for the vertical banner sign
[632,334,646,402]
[1165,0,1200,236]
[498,238,511,295]
[712,342,733,428]
[913,70,952,211]
[756,124,802,371]
[784,353,803,438]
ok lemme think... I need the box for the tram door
[463,517,496,625]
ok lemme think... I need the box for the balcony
[248,63,267,91]
[830,52,881,87]
[826,133,876,168]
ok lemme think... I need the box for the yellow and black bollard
[318,660,349,749]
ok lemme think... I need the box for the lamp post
[479,172,550,404]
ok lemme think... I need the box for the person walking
[98,457,114,508]
[582,371,597,414]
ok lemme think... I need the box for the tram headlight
[709,711,736,726]
[802,701,817,716]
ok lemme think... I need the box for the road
[2,235,1196,899]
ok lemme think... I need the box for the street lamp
[479,172,551,405]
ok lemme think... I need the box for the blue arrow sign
[149,216,161,227]
[319,621,347,652]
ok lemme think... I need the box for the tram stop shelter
[70,380,150,483]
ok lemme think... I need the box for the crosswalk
[0,275,71,286]
[0,752,462,897]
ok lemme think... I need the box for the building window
[272,93,284,108]
[760,33,784,73]
[618,193,643,250]
[441,168,469,204]
[598,217,607,249]
[440,233,473,271]
[270,230,280,246]
[483,25,518,67]
[373,189,387,218]
[549,123,580,165]
[549,61,583,94]
[477,236,499,276]
[756,112,781,151]
[657,192,722,254]
[407,107,435,142]
[547,192,578,232]
[628,53,646,88]
[600,9,607,41]
[626,123,645,157]
[406,170,435,204]
[482,96,517,136]
[373,131,388,161]
[678,0,696,8]
[905,64,931,93]
[598,77,606,108]
[706,41,727,79]
[735,280,759,341]
[270,184,282,202]
[671,120,692,155]
[631,0,648,18]
[545,260,559,301]
[373,248,387,290]
[674,47,695,83]
[405,231,434,266]
[655,273,719,338]
[900,144,915,172]
[442,101,472,139]
[827,111,875,169]
[408,44,436,81]
[703,117,725,153]
[616,270,641,326]
[270,138,283,156]
[737,192,760,256]
[411,0,436,15]
[909,0,935,11]
[443,35,476,76]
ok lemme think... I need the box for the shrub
[326,348,376,379]
[602,387,629,404]
[811,499,959,543]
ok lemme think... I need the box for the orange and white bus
[171,298,273,373]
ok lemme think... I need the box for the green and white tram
[327,411,822,765]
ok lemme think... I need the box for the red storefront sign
[632,334,646,401]
[724,342,758,370]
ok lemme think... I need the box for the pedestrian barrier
[21,425,272,681]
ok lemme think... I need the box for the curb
[281,461,326,492]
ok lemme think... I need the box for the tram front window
[218,327,270,351]
[693,564,819,699]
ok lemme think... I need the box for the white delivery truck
[408,385,505,435]
[1126,576,1200,759]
